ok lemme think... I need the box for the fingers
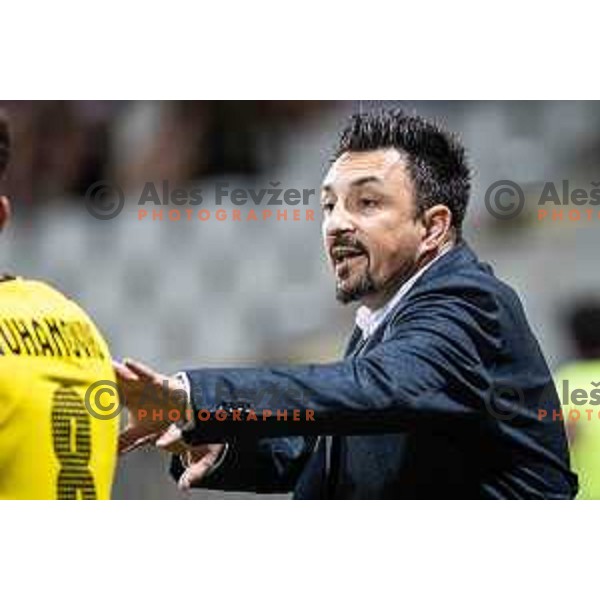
[178,453,217,491]
[154,426,219,490]
[120,417,218,490]
[154,426,216,490]
[155,424,189,454]
[119,425,163,454]
[113,360,139,382]
[124,359,162,383]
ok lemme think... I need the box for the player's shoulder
[0,276,112,360]
[0,276,89,316]
[0,275,68,301]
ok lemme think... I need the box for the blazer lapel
[344,326,366,358]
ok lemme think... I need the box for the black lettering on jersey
[71,322,93,358]
[60,320,82,358]
[31,319,56,357]
[0,316,104,361]
[11,318,40,356]
[0,318,23,354]
[44,318,69,357]
[51,385,97,500]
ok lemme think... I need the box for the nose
[323,201,356,239]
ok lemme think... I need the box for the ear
[419,204,452,253]
[0,196,11,232]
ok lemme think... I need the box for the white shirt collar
[355,246,451,339]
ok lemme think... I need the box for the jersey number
[51,385,97,499]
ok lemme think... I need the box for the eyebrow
[322,175,382,194]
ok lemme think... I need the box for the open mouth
[331,246,366,263]
[331,246,368,275]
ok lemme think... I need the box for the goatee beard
[335,271,377,304]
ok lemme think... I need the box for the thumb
[178,452,218,491]
[118,426,162,454]
[156,424,189,454]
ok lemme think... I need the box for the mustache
[329,236,368,254]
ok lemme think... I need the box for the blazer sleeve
[179,282,500,443]
[181,285,502,444]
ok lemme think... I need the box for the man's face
[321,148,425,308]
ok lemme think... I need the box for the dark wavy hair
[335,109,470,238]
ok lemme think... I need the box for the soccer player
[0,113,118,499]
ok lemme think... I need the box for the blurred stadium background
[2,100,599,498]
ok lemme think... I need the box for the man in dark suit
[115,109,577,499]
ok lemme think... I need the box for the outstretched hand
[113,359,187,454]
[156,425,226,491]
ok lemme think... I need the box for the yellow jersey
[0,277,118,499]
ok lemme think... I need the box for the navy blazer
[172,243,578,498]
